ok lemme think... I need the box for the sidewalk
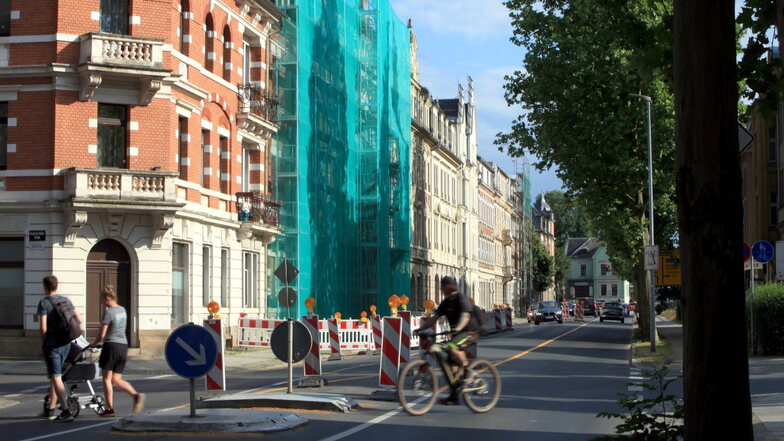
[648,318,784,440]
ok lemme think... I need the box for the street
[0,319,638,441]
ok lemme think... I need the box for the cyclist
[415,276,478,405]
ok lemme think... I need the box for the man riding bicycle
[415,276,478,405]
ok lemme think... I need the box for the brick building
[0,0,284,355]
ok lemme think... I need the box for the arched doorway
[86,239,135,347]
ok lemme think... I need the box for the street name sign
[752,240,774,264]
[165,323,218,379]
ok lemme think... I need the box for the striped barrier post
[398,311,412,365]
[328,318,342,361]
[378,316,402,387]
[203,318,225,391]
[494,309,503,332]
[505,307,513,329]
[302,315,322,376]
[371,315,383,354]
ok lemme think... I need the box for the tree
[498,0,678,341]
[531,229,555,294]
[544,190,591,299]
[673,0,753,438]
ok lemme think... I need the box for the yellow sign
[655,249,681,286]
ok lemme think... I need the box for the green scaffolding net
[270,0,411,319]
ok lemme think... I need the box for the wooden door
[86,240,134,346]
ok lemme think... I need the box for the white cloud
[390,0,511,39]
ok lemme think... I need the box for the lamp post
[629,93,657,352]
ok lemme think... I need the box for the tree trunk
[673,0,753,439]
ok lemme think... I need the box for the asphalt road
[0,318,636,441]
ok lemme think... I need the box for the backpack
[472,304,489,334]
[47,296,82,342]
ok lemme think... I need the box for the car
[527,305,538,323]
[534,301,563,325]
[600,305,625,323]
[573,298,598,317]
[595,298,606,309]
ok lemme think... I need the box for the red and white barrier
[203,319,225,391]
[371,315,383,353]
[494,309,503,332]
[327,318,342,361]
[505,307,513,329]
[378,317,402,387]
[576,303,584,321]
[302,315,321,376]
[237,318,283,347]
[398,311,412,365]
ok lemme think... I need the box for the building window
[0,238,23,329]
[769,127,777,162]
[219,136,229,194]
[179,0,190,54]
[242,146,251,192]
[601,264,609,276]
[201,129,209,187]
[223,25,232,82]
[0,0,10,37]
[612,284,618,297]
[178,116,188,178]
[100,0,128,35]
[202,246,211,306]
[171,242,188,325]
[97,104,127,168]
[0,102,7,170]
[243,252,258,308]
[243,40,252,84]
[221,248,229,307]
[205,14,215,72]
[580,264,587,277]
[601,284,607,297]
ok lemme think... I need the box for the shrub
[746,283,784,355]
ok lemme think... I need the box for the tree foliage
[497,0,679,339]
[544,190,591,299]
[737,0,780,117]
[531,227,555,293]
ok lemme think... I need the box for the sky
[388,0,565,195]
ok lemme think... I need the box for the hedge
[746,283,784,355]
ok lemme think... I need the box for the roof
[437,99,461,121]
[565,238,602,258]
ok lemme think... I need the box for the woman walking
[91,286,145,416]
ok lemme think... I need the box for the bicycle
[397,329,501,415]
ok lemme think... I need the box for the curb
[111,408,308,434]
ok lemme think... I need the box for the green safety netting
[269,0,411,319]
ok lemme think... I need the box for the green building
[565,238,631,303]
[270,0,411,318]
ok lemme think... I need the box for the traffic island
[111,408,308,434]
[196,392,358,412]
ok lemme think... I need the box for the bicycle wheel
[397,359,438,416]
[462,359,501,413]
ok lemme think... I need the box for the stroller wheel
[93,395,107,415]
[67,396,80,418]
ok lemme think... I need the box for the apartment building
[0,0,283,355]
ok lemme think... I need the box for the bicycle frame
[419,335,462,392]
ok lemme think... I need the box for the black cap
[440,276,458,291]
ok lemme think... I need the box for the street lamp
[629,93,657,353]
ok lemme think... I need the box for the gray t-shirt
[102,305,128,345]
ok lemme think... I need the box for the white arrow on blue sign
[165,324,218,379]
[752,240,775,264]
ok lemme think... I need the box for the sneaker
[133,393,145,414]
[39,408,57,421]
[100,409,115,417]
[53,411,74,423]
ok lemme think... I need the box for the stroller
[43,336,108,417]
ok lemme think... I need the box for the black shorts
[447,330,477,351]
[99,342,128,373]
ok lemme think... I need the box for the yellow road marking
[494,321,592,367]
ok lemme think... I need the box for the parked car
[573,298,597,317]
[600,305,625,323]
[527,305,538,323]
[595,298,606,309]
[534,301,563,325]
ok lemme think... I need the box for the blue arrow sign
[165,324,218,379]
[752,240,775,264]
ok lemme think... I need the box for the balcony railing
[80,33,164,69]
[237,84,279,123]
[236,191,281,227]
[63,167,178,202]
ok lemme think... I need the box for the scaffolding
[270,0,411,318]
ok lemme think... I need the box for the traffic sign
[274,258,299,285]
[278,287,297,308]
[739,124,754,152]
[743,242,751,262]
[270,320,311,363]
[752,240,775,263]
[165,324,218,379]
[644,245,659,270]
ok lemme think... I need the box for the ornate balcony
[236,84,279,144]
[236,191,282,243]
[78,33,170,105]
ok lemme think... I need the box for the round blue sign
[752,240,775,264]
[165,324,218,379]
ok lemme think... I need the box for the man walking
[37,275,82,422]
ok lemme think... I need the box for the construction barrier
[371,315,383,353]
[237,317,283,347]
[302,315,321,376]
[494,309,503,332]
[378,316,402,386]
[575,303,584,321]
[327,318,342,361]
[505,307,513,329]
[562,303,570,320]
[203,318,226,391]
[398,311,412,365]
